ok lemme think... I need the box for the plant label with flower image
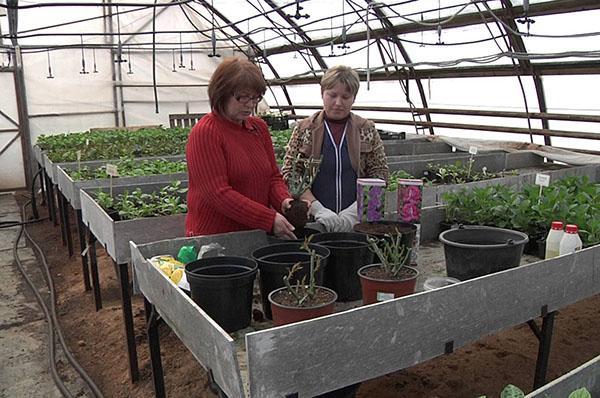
[357,178,386,222]
[397,178,423,266]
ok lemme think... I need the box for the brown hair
[208,57,267,115]
[320,65,360,98]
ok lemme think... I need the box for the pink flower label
[397,180,423,223]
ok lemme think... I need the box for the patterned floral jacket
[281,110,389,183]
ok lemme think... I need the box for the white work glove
[338,202,358,232]
[309,200,341,232]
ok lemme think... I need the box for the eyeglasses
[234,94,263,105]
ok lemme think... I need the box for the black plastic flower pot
[353,221,417,249]
[438,225,529,281]
[185,256,257,333]
[266,226,321,245]
[311,232,374,302]
[252,243,330,320]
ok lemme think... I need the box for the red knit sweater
[185,112,291,236]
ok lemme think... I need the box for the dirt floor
[21,196,600,398]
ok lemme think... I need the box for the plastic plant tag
[535,173,550,202]
[468,146,478,155]
[376,292,395,302]
[535,173,550,187]
[76,150,81,171]
[106,164,118,177]
[397,178,423,266]
[356,178,386,222]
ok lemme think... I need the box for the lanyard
[324,121,348,213]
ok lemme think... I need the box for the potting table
[55,156,186,294]
[131,228,600,397]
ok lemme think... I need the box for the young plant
[282,237,322,306]
[367,229,412,278]
[285,155,322,229]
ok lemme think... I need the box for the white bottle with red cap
[544,221,564,259]
[559,224,583,256]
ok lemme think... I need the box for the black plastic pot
[252,243,330,320]
[267,226,321,245]
[185,256,257,333]
[523,232,547,259]
[439,225,529,281]
[353,221,417,249]
[311,232,374,302]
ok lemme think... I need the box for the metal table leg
[116,261,140,383]
[45,172,57,224]
[527,308,557,389]
[144,298,165,398]
[57,190,67,246]
[86,228,102,311]
[61,193,74,257]
[76,210,91,291]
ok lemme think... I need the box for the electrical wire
[473,1,534,143]
[12,200,104,398]
[478,0,600,39]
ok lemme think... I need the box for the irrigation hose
[12,200,104,398]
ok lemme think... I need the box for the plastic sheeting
[429,135,600,166]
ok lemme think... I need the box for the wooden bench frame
[168,113,206,128]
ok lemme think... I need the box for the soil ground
[16,194,600,398]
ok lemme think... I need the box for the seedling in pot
[367,229,412,278]
[284,154,321,231]
[282,237,322,306]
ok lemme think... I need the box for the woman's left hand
[273,213,297,240]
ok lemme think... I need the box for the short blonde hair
[320,65,360,97]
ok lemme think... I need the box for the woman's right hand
[273,213,297,240]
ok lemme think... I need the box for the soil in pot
[439,225,528,281]
[185,256,257,333]
[358,264,418,305]
[311,232,374,301]
[106,209,121,221]
[268,285,337,326]
[252,243,330,320]
[285,198,308,230]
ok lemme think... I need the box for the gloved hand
[338,202,358,232]
[309,200,341,232]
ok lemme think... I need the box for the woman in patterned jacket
[281,65,389,232]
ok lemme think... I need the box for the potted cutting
[284,155,321,236]
[268,238,337,326]
[358,231,418,305]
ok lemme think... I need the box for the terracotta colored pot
[268,286,337,326]
[358,264,418,305]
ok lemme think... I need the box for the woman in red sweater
[185,57,296,239]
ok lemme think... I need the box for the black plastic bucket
[311,232,374,302]
[252,243,330,320]
[438,225,529,281]
[185,256,257,332]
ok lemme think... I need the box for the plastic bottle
[544,221,564,259]
[559,224,583,255]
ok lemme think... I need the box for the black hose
[13,200,104,398]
